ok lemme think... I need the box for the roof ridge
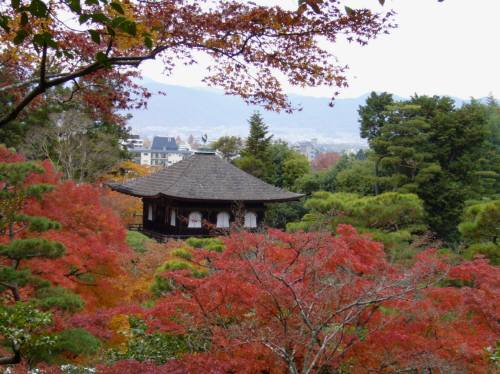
[222,156,287,192]
[159,156,194,193]
[110,153,304,202]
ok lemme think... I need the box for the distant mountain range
[126,80,480,145]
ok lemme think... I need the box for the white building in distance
[130,136,191,167]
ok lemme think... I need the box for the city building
[293,138,320,161]
[122,134,144,149]
[129,136,191,167]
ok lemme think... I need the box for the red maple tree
[0,147,133,310]
[0,1,395,126]
[98,227,498,373]
[312,152,342,171]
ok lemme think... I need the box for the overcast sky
[140,0,500,99]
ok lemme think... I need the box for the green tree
[283,153,311,190]
[264,201,307,229]
[288,191,427,261]
[335,159,378,195]
[235,112,274,180]
[243,112,273,159]
[210,136,243,160]
[294,172,325,195]
[470,97,500,199]
[266,140,294,187]
[359,93,490,243]
[233,155,268,180]
[459,200,500,265]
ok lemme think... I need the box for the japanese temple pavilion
[109,151,304,237]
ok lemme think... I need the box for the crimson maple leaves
[1,146,498,372]
[108,227,498,373]
[0,1,395,126]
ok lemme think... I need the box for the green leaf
[11,0,21,10]
[111,15,127,28]
[88,29,101,44]
[29,0,49,17]
[123,20,136,36]
[36,287,84,313]
[144,35,153,49]
[32,31,56,48]
[13,29,28,45]
[79,13,90,23]
[110,2,124,14]
[95,51,109,65]
[53,328,101,356]
[67,0,82,14]
[106,25,115,36]
[20,12,29,26]
[0,238,65,260]
[345,6,355,16]
[0,15,11,32]
[90,12,109,24]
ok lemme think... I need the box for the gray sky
[140,0,500,99]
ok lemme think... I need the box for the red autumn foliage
[2,147,498,372]
[26,180,132,309]
[0,1,395,125]
[311,152,342,171]
[0,148,133,310]
[109,227,497,374]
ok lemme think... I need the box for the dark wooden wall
[142,197,265,236]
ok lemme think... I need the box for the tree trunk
[0,345,21,365]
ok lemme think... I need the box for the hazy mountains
[127,80,371,144]
[126,80,474,144]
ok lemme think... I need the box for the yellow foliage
[102,160,153,182]
[108,313,132,350]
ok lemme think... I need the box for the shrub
[186,238,224,252]
[152,259,207,297]
[127,231,152,253]
[464,242,499,265]
[171,248,192,261]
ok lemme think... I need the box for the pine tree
[359,93,490,243]
[244,112,273,159]
[0,155,84,365]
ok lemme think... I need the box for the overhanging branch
[0,46,169,127]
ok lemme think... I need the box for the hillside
[127,80,371,144]
[127,80,482,144]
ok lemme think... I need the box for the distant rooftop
[152,136,178,151]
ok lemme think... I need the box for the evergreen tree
[0,155,87,365]
[235,112,274,181]
[243,112,273,159]
[359,93,490,243]
[471,97,500,199]
[459,200,500,265]
[210,136,243,160]
[288,191,427,261]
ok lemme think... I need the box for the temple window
[170,209,176,226]
[216,212,230,228]
[188,211,202,228]
[147,204,153,221]
[244,211,257,228]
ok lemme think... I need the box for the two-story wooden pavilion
[108,151,303,237]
